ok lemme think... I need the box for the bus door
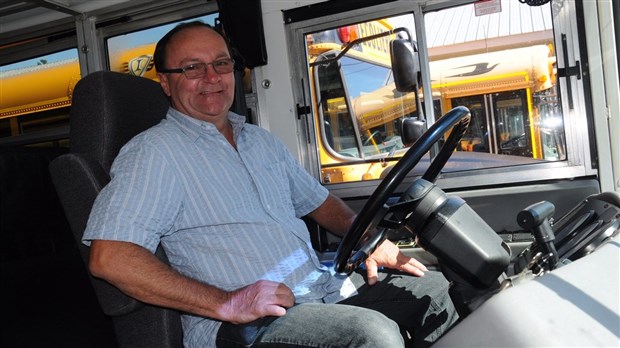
[453,89,532,158]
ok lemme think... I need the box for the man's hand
[220,280,295,324]
[364,240,428,285]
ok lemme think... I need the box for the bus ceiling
[0,0,195,48]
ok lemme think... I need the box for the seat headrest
[69,71,170,172]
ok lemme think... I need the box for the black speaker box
[217,0,268,68]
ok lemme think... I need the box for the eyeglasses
[159,58,235,79]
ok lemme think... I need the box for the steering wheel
[363,130,382,146]
[334,106,471,273]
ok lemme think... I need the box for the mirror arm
[310,27,412,67]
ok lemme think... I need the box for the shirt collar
[166,107,246,142]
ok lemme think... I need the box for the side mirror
[391,36,426,145]
[401,117,426,147]
[390,38,420,93]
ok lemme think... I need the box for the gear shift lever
[517,201,559,271]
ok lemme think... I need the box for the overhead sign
[474,0,502,16]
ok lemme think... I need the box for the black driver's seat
[49,71,184,347]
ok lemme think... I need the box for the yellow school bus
[307,20,556,184]
[0,43,158,122]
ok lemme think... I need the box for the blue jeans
[216,269,458,347]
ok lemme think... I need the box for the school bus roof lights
[336,25,359,45]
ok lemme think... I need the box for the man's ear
[157,73,172,96]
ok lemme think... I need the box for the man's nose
[203,64,221,81]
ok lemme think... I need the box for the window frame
[286,0,596,195]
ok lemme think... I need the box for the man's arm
[88,239,295,323]
[306,193,356,237]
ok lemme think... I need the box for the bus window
[307,15,420,183]
[0,13,219,148]
[0,49,79,147]
[300,1,570,185]
[425,1,564,162]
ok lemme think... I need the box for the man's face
[158,27,235,125]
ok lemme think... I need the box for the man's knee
[343,308,404,347]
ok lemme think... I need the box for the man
[84,21,457,347]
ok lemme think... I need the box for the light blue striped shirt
[83,108,350,347]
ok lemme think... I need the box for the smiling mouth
[199,90,221,95]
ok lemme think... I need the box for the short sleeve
[278,139,329,217]
[83,135,182,253]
